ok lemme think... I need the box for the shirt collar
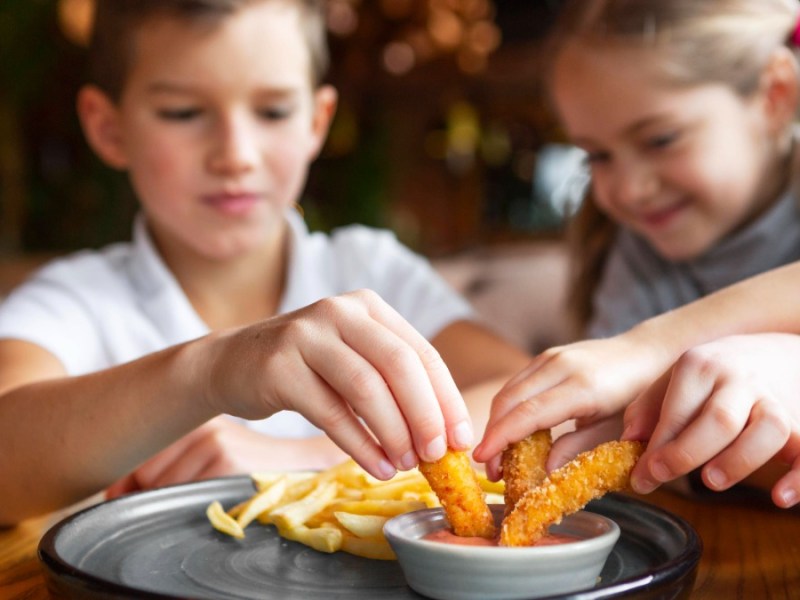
[127,214,209,344]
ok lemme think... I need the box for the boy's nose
[207,116,259,176]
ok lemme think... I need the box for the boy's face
[551,42,782,261]
[100,1,335,260]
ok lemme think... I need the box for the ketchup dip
[423,528,581,547]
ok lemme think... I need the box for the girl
[475,0,800,507]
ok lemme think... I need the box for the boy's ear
[759,47,799,136]
[308,84,338,158]
[76,85,129,170]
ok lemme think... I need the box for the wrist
[626,313,690,361]
[177,331,227,418]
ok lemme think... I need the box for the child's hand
[105,417,348,498]
[199,289,473,481]
[474,334,670,479]
[624,334,800,508]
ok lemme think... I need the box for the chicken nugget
[502,430,552,514]
[500,440,644,547]
[419,449,496,538]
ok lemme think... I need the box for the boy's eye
[156,108,202,121]
[257,105,294,121]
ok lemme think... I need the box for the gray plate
[39,476,701,599]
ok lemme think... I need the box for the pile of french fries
[206,459,504,560]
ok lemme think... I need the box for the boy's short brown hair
[88,0,329,101]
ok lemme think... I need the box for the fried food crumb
[419,449,496,539]
[500,440,644,547]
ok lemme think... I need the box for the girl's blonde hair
[550,0,800,332]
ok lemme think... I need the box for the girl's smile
[636,198,693,231]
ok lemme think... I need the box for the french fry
[412,491,442,508]
[236,476,288,528]
[334,512,389,538]
[329,498,427,517]
[252,470,314,491]
[362,477,431,500]
[270,480,340,530]
[341,532,397,560]
[274,522,343,553]
[206,500,245,539]
[475,471,505,495]
[207,460,452,558]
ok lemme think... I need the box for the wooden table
[2,487,799,599]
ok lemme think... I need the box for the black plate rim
[38,477,702,600]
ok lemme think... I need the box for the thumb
[623,365,672,442]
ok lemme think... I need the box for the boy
[0,0,529,525]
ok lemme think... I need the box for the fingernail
[780,488,798,508]
[472,442,485,459]
[651,460,672,482]
[705,467,726,490]
[452,421,473,449]
[377,459,397,479]
[399,451,417,471]
[424,436,447,462]
[488,455,503,481]
[621,424,636,440]
[632,477,657,494]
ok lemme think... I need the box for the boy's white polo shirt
[0,210,473,438]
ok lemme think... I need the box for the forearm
[626,261,800,359]
[0,339,216,525]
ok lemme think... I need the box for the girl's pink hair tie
[792,18,800,47]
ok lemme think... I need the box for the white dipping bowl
[384,504,620,600]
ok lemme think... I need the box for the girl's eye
[584,151,610,165]
[647,131,679,149]
[156,108,202,121]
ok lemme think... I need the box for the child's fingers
[484,353,568,429]
[105,472,140,499]
[341,291,470,459]
[301,338,420,468]
[638,353,719,454]
[632,383,751,493]
[622,367,671,442]
[473,380,598,464]
[274,357,400,479]
[144,432,221,489]
[128,419,222,488]
[545,417,624,472]
[773,451,800,508]
[700,399,789,491]
[499,348,561,390]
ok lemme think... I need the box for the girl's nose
[611,159,659,208]
[207,114,259,176]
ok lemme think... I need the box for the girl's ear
[307,84,339,159]
[759,47,800,136]
[76,85,129,170]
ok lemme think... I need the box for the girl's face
[551,41,782,261]
[110,1,335,262]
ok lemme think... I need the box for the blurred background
[0,0,587,260]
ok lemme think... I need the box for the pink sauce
[423,528,581,547]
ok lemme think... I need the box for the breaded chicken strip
[502,430,552,514]
[500,440,644,547]
[419,449,496,539]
